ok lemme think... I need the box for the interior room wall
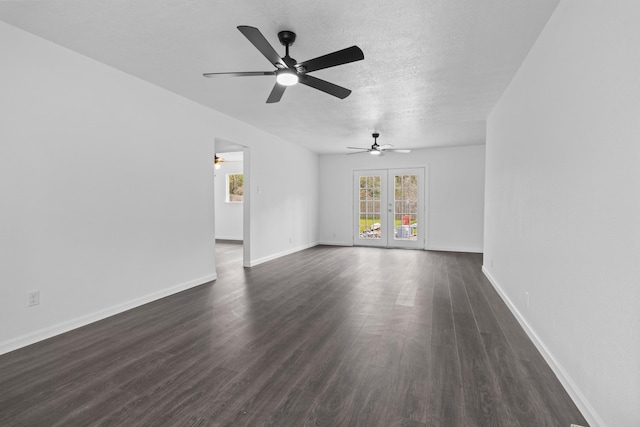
[318,145,485,252]
[0,21,319,353]
[237,138,319,266]
[214,152,243,240]
[484,1,640,426]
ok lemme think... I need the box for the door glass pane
[358,175,382,239]
[393,174,418,241]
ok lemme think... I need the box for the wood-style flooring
[0,242,588,426]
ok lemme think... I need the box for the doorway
[353,168,425,249]
[214,139,250,267]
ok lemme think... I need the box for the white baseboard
[247,242,318,267]
[317,241,353,247]
[315,243,481,252]
[427,245,484,253]
[0,273,217,356]
[482,266,605,427]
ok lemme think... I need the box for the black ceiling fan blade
[297,46,364,73]
[237,26,286,68]
[203,71,275,78]
[266,83,286,103]
[299,75,351,99]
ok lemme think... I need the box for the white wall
[242,142,319,266]
[319,145,485,252]
[0,21,319,353]
[214,152,243,240]
[484,1,640,426]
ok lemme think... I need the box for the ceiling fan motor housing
[278,30,296,47]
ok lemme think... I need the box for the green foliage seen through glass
[227,173,243,202]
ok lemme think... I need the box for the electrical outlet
[491,258,494,267]
[289,237,293,244]
[525,291,530,308]
[27,290,40,307]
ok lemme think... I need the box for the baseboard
[215,237,242,242]
[482,266,606,427]
[427,245,484,253]
[0,273,217,356]
[317,241,353,247]
[247,242,318,267]
[315,243,480,251]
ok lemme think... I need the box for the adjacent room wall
[214,152,243,240]
[318,145,485,252]
[0,21,319,353]
[484,1,640,426]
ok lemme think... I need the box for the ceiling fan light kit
[276,69,299,86]
[203,25,364,103]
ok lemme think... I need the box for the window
[226,173,244,203]
[358,175,382,239]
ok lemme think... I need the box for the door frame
[352,167,427,249]
[353,169,388,247]
[213,139,251,267]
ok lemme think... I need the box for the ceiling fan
[347,133,412,156]
[203,26,364,103]
[214,155,241,169]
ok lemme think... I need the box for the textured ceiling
[0,0,560,153]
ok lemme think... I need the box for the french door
[353,168,425,249]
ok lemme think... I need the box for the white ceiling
[0,0,560,154]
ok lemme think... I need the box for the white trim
[353,169,388,248]
[317,241,353,247]
[215,237,243,241]
[482,266,606,427]
[242,146,250,268]
[386,168,425,250]
[247,242,318,267]
[352,168,426,250]
[0,273,217,356]
[427,246,484,253]
[424,164,430,250]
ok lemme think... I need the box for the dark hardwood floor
[0,242,588,426]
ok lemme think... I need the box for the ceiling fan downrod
[372,132,380,149]
[278,31,298,67]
